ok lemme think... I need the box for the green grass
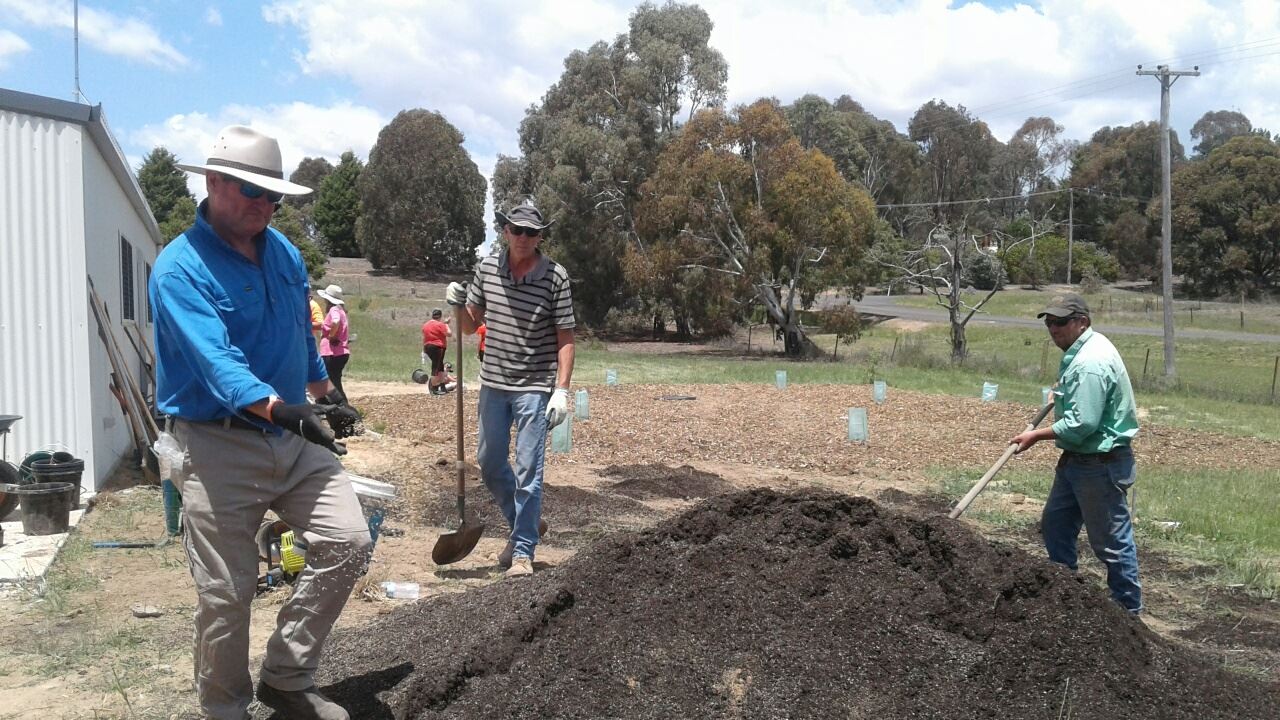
[935,465,1280,597]
[892,287,1280,335]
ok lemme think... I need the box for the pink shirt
[320,305,349,356]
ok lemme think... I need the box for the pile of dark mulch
[600,463,735,501]
[311,489,1279,720]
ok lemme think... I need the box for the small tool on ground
[949,400,1054,519]
[431,306,485,564]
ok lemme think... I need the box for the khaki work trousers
[173,420,372,720]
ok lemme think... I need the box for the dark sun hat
[1036,293,1090,318]
[496,198,554,230]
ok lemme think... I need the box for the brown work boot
[256,681,349,720]
[505,556,533,578]
[497,539,515,569]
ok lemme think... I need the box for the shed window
[121,236,135,321]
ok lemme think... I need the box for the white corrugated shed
[0,88,163,493]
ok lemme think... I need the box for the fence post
[1189,307,1193,324]
[1272,356,1278,403]
[1142,348,1150,379]
[891,335,899,361]
[747,325,753,354]
[1240,311,1245,329]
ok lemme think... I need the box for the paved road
[849,294,1280,344]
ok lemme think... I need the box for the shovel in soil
[432,307,485,565]
[949,400,1054,519]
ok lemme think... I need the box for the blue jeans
[476,386,549,560]
[1042,446,1142,613]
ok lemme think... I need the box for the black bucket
[31,456,84,511]
[14,482,74,535]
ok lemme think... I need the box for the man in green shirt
[1012,293,1142,614]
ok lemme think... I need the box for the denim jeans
[1042,446,1142,613]
[476,386,549,560]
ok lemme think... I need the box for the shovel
[949,400,1054,519]
[432,307,485,565]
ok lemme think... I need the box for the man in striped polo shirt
[446,199,575,578]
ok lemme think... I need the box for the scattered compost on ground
[309,488,1279,719]
[600,463,735,501]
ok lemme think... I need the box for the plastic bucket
[31,457,84,511]
[19,450,69,484]
[14,482,74,535]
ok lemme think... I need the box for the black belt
[1061,446,1130,463]
[174,415,269,433]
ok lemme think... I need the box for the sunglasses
[220,173,284,204]
[508,225,542,238]
[1044,315,1077,328]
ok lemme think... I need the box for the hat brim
[495,210,554,231]
[316,290,344,305]
[1036,307,1074,318]
[178,163,313,196]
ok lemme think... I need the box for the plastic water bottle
[382,581,419,599]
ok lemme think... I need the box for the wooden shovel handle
[455,306,466,521]
[949,401,1054,519]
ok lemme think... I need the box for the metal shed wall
[0,111,92,477]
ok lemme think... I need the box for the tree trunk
[675,316,692,340]
[949,306,967,360]
[651,312,664,340]
[754,284,816,357]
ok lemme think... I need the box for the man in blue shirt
[1012,293,1142,615]
[151,126,370,720]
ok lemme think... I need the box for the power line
[874,185,1151,210]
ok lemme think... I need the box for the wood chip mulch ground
[353,383,1280,477]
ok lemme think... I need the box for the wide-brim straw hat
[177,125,313,196]
[496,199,554,230]
[316,284,344,305]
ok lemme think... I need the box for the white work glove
[545,388,570,429]
[446,282,468,306]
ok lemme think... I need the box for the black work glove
[272,402,347,455]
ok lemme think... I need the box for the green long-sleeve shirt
[1051,328,1139,453]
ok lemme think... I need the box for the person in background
[309,291,324,342]
[446,199,575,578]
[1011,293,1142,615]
[475,322,487,363]
[421,307,453,395]
[153,124,370,720]
[316,284,350,402]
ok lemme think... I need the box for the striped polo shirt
[467,250,575,391]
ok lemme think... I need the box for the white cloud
[130,101,387,198]
[0,29,31,69]
[205,7,223,27]
[262,0,628,156]
[0,0,188,68]
[262,0,1280,154]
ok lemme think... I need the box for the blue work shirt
[149,201,326,425]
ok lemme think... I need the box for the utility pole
[1137,64,1198,380]
[1066,187,1073,285]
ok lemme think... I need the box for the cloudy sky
[1,0,1278,204]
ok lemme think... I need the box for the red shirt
[476,324,487,352]
[421,319,449,348]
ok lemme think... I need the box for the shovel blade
[431,522,485,565]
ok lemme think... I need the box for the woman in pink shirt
[316,284,351,400]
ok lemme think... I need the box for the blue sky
[2,0,1279,205]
